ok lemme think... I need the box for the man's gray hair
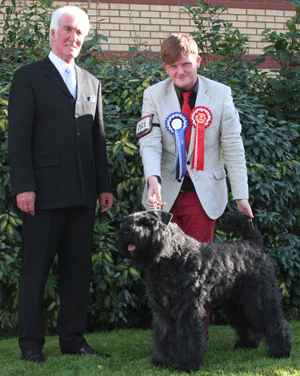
[49,6,90,46]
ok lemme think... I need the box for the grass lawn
[0,322,299,376]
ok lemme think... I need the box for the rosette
[190,106,213,171]
[165,112,189,179]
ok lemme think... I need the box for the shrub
[0,0,300,334]
[260,0,300,128]
[79,52,166,330]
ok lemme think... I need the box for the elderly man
[8,6,113,363]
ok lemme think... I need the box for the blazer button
[71,98,76,103]
[77,132,80,136]
[75,115,79,119]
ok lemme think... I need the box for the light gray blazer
[139,75,249,220]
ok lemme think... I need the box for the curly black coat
[118,210,291,373]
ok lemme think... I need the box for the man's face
[164,53,201,91]
[51,14,85,63]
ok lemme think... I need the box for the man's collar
[49,51,75,78]
[174,77,199,99]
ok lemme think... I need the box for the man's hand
[146,176,166,209]
[16,191,36,216]
[99,192,114,212]
[237,199,254,218]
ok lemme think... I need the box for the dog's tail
[220,211,263,247]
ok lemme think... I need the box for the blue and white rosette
[165,112,189,179]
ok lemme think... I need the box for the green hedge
[0,0,299,334]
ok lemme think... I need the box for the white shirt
[48,51,76,88]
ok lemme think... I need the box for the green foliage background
[0,0,299,334]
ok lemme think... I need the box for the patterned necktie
[181,91,193,152]
[65,66,77,99]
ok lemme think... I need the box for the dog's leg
[259,293,292,359]
[259,279,291,358]
[237,281,291,358]
[264,317,291,359]
[233,327,262,350]
[151,310,176,368]
[174,307,207,373]
[223,301,262,350]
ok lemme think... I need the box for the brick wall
[0,0,296,67]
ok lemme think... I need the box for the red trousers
[170,191,216,243]
[170,190,215,340]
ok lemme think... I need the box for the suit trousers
[18,205,95,353]
[170,191,216,243]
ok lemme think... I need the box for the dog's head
[117,210,173,270]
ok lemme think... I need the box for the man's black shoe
[22,350,45,363]
[62,344,111,358]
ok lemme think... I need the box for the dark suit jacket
[8,57,111,210]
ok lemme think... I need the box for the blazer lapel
[75,65,84,100]
[41,57,72,98]
[75,65,87,104]
[164,80,181,117]
[75,65,93,116]
[187,76,211,160]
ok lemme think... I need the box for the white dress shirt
[49,51,76,97]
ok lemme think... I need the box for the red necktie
[181,91,193,152]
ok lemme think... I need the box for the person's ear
[50,29,56,43]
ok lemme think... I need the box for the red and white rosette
[190,106,213,171]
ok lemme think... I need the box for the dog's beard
[118,226,160,271]
[118,212,171,270]
[118,227,150,255]
[120,239,150,271]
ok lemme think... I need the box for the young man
[138,33,253,243]
[8,6,113,363]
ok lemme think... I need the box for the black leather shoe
[22,350,45,363]
[63,345,111,359]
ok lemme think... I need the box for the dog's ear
[148,210,173,226]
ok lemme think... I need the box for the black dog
[118,210,291,373]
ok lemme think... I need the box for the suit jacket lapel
[187,76,211,160]
[163,77,212,162]
[164,80,181,117]
[41,57,72,98]
[75,65,92,116]
[75,65,85,105]
[75,65,84,97]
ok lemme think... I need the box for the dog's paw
[151,357,173,368]
[234,340,260,350]
[268,348,291,359]
[175,361,200,373]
